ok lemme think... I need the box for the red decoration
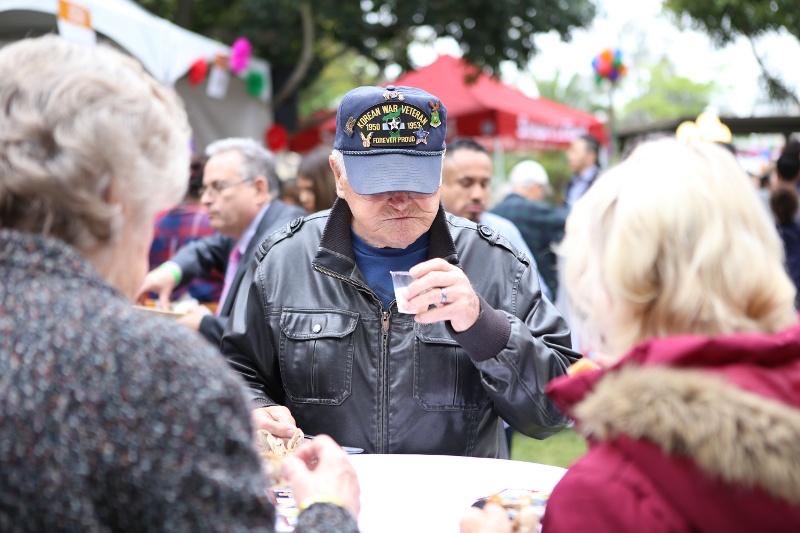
[265,124,289,152]
[188,58,209,86]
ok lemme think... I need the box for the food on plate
[256,428,304,487]
[476,489,549,533]
[133,296,216,318]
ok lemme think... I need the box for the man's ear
[330,156,347,199]
[254,175,273,203]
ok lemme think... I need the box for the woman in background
[279,178,303,208]
[297,145,338,213]
[462,139,800,533]
[0,36,358,532]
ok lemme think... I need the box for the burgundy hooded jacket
[543,324,800,533]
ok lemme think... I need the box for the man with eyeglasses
[138,137,306,346]
[222,86,579,458]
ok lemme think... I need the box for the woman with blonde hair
[462,139,800,532]
[0,36,358,531]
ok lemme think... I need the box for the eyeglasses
[359,190,438,202]
[199,177,253,197]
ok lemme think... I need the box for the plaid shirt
[149,203,223,303]
[490,193,568,294]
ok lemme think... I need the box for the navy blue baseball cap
[333,85,447,195]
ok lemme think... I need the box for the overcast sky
[408,0,800,117]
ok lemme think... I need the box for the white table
[348,454,566,533]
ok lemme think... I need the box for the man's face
[201,149,268,240]
[566,138,593,174]
[440,149,492,222]
[332,158,441,249]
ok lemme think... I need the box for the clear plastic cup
[390,271,427,314]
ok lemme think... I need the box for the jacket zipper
[381,310,390,453]
[313,264,389,453]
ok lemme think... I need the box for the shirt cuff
[252,398,277,409]
[448,294,511,362]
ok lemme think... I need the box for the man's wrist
[158,261,182,284]
[449,294,511,362]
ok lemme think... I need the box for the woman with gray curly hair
[462,139,800,532]
[0,36,359,532]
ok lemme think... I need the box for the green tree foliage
[298,49,382,119]
[535,69,605,114]
[664,0,799,104]
[620,57,716,127]
[134,0,597,104]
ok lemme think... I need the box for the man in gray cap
[222,85,579,458]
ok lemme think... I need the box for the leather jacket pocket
[279,309,358,405]
[413,322,489,411]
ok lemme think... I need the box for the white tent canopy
[0,0,273,151]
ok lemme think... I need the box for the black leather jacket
[222,199,580,457]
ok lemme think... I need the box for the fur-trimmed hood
[547,324,800,515]
[574,365,800,505]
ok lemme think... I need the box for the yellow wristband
[159,262,182,284]
[298,496,345,512]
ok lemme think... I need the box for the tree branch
[273,0,315,108]
[747,34,800,107]
[175,0,194,28]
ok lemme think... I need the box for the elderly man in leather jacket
[222,85,580,458]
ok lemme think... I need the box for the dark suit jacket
[171,200,306,346]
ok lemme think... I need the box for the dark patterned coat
[0,229,356,532]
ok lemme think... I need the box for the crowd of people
[2,34,799,532]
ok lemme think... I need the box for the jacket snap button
[312,324,322,333]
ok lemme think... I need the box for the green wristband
[159,262,182,284]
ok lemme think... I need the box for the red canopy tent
[393,55,606,151]
[292,55,606,153]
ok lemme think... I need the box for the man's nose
[387,191,413,209]
[469,183,487,201]
[200,189,214,206]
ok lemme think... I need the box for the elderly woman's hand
[282,434,360,519]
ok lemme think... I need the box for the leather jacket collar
[312,198,459,280]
